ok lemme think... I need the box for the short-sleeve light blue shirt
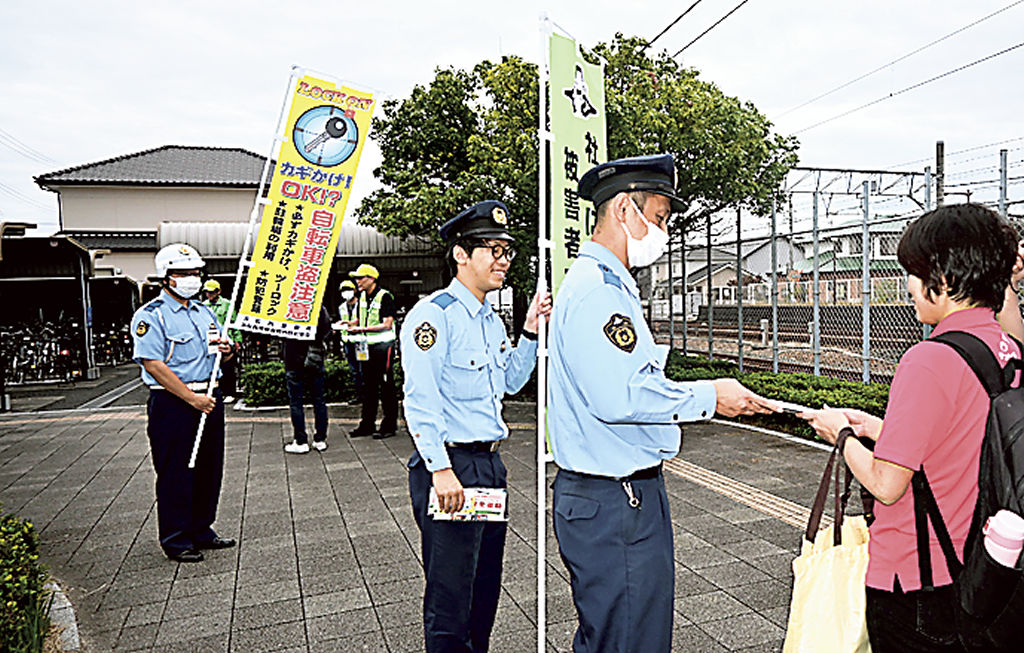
[548,241,717,477]
[131,290,222,386]
[401,278,539,473]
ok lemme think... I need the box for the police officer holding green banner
[345,263,399,439]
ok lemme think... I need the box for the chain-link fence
[646,184,1023,384]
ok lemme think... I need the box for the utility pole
[935,141,945,207]
[1000,149,1009,217]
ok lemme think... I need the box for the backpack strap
[912,468,964,589]
[929,330,1008,398]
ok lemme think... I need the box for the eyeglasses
[472,242,517,262]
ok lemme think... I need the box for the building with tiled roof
[33,145,444,303]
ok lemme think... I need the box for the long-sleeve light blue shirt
[131,290,222,386]
[401,278,538,472]
[548,241,717,477]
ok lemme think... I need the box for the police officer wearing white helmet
[130,244,236,563]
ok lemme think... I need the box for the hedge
[0,505,51,653]
[239,349,894,441]
[241,356,407,407]
[664,351,890,440]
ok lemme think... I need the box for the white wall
[58,186,256,231]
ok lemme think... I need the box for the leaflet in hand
[429,487,508,522]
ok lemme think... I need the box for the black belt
[446,441,501,453]
[562,463,662,482]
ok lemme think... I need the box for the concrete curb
[45,579,81,652]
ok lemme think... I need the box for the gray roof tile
[35,145,267,187]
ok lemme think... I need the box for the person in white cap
[130,244,236,563]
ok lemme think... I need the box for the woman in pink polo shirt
[802,204,1021,652]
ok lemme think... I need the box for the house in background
[34,145,444,309]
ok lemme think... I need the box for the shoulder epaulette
[598,264,621,289]
[431,292,457,309]
[142,298,163,312]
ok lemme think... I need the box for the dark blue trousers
[147,389,225,556]
[409,448,508,653]
[285,366,328,445]
[552,469,675,653]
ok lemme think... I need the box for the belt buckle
[488,441,500,453]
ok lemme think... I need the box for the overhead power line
[647,1,705,48]
[891,137,1024,168]
[792,40,1024,135]
[673,0,753,57]
[776,0,1024,120]
[0,127,56,164]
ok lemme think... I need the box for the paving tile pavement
[0,403,838,651]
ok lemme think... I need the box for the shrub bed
[1,505,51,653]
[665,352,890,440]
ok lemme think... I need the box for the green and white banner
[549,32,606,293]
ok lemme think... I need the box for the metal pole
[861,181,871,383]
[812,191,820,375]
[771,197,778,373]
[682,239,688,357]
[668,234,674,350]
[924,166,932,211]
[535,17,551,653]
[922,166,933,339]
[707,216,713,360]
[79,255,97,380]
[936,141,945,207]
[1000,149,1009,217]
[736,207,743,372]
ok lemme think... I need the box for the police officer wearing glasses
[131,244,237,563]
[548,155,777,652]
[403,200,551,653]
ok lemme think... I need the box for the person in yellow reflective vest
[345,263,398,439]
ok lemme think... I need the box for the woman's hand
[797,408,851,444]
[840,408,882,441]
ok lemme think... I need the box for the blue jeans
[285,366,327,444]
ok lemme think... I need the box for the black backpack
[913,330,1024,651]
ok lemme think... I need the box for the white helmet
[155,243,205,277]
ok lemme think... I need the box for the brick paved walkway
[0,402,836,652]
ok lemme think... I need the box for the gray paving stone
[113,622,158,650]
[696,560,773,589]
[231,597,303,631]
[163,589,233,620]
[154,611,230,645]
[676,590,752,624]
[700,612,786,650]
[725,579,792,611]
[306,606,379,642]
[671,624,730,653]
[234,579,301,608]
[302,586,372,617]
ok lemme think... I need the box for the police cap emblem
[603,314,636,353]
[414,322,437,351]
[136,321,149,336]
[492,206,507,225]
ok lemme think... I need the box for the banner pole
[188,67,304,469]
[536,14,552,653]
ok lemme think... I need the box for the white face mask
[341,290,355,301]
[170,275,202,299]
[620,198,669,268]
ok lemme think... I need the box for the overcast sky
[1,0,1021,235]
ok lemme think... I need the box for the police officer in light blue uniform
[131,244,237,563]
[549,155,776,653]
[403,200,551,653]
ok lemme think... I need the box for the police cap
[578,153,687,214]
[439,200,514,243]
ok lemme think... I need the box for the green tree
[355,57,540,297]
[593,33,799,232]
[357,34,799,294]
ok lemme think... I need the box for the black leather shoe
[373,431,396,440]
[168,549,204,563]
[196,536,236,550]
[349,427,375,438]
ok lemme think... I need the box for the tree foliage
[593,34,799,232]
[356,34,800,296]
